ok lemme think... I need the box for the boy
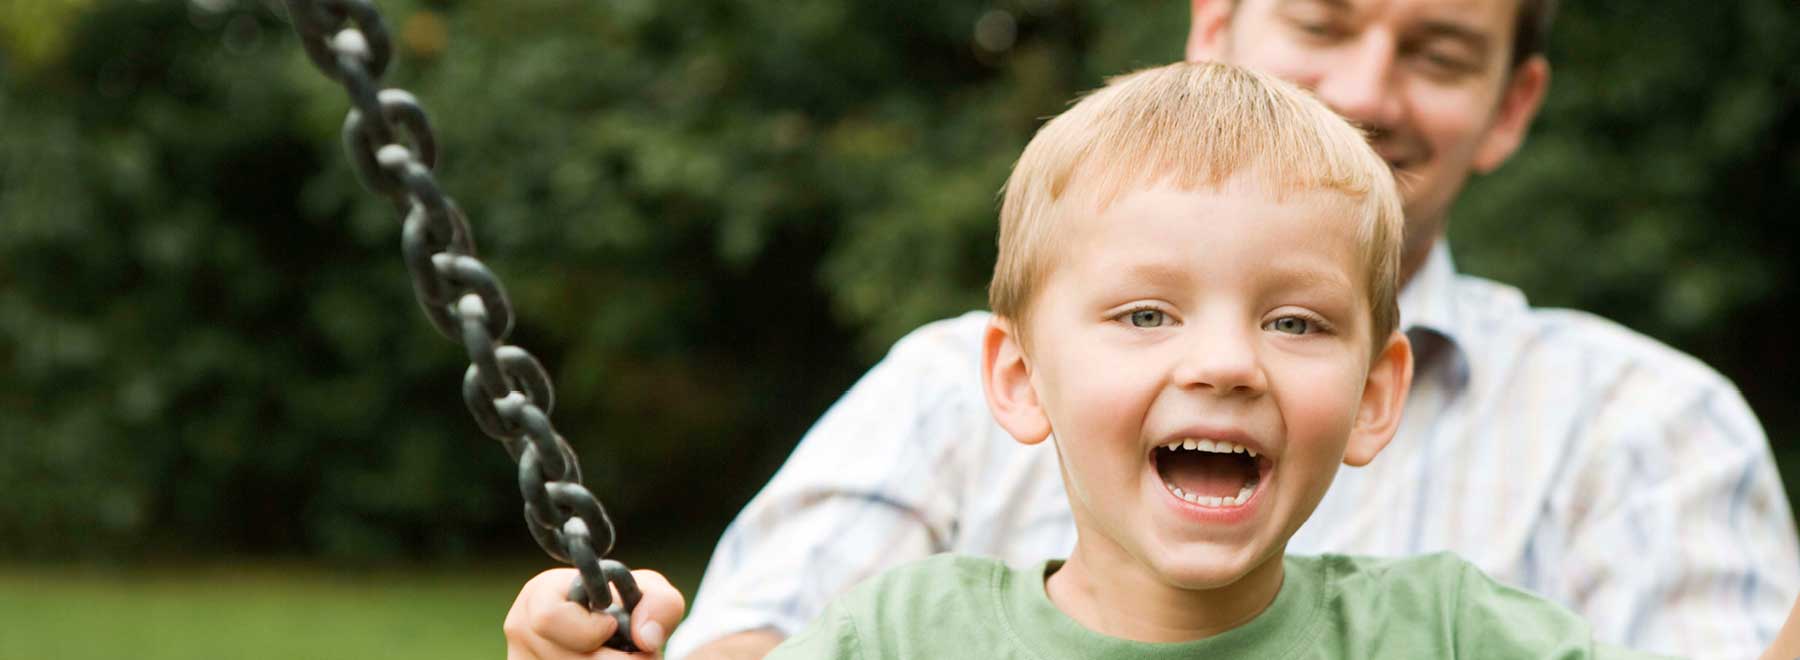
[756,60,1665,659]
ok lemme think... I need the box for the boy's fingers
[504,567,683,657]
[520,569,619,654]
[624,569,687,653]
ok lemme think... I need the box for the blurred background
[1,0,1796,657]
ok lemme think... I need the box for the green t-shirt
[767,553,1675,659]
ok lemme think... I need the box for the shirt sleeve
[1553,375,1800,660]
[763,602,864,660]
[666,315,991,659]
[1451,558,1676,660]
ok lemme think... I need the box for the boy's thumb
[624,569,687,652]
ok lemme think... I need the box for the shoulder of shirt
[855,311,996,431]
[847,553,1004,597]
[882,311,993,368]
[1448,272,1738,393]
[1299,550,1471,581]
[1298,552,1479,612]
[826,554,1006,634]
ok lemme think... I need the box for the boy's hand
[505,567,686,659]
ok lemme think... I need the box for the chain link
[283,1,640,651]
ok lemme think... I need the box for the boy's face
[989,179,1407,591]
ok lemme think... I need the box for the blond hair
[989,61,1404,347]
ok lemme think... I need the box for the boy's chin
[1146,543,1277,591]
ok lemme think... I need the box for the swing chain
[284,0,640,651]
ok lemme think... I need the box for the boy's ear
[1186,0,1236,62]
[982,318,1052,446]
[1343,330,1414,467]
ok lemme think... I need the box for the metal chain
[282,1,642,651]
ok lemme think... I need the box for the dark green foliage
[1451,0,1800,470]
[0,0,1795,559]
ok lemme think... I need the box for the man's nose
[1172,324,1268,397]
[1312,35,1405,132]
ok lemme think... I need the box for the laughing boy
[761,60,1669,659]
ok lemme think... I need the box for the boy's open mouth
[1153,438,1267,508]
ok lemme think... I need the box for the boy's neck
[1045,537,1286,643]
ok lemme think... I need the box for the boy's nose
[1171,326,1268,397]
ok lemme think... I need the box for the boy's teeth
[1164,482,1259,508]
[1162,437,1257,457]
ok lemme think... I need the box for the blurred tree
[1449,0,1800,473]
[0,0,1794,560]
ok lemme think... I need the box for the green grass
[0,552,710,660]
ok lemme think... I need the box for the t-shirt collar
[1003,558,1326,659]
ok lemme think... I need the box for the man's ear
[1343,330,1414,467]
[1472,55,1550,173]
[982,318,1052,445]
[1186,0,1236,62]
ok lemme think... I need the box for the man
[669,1,1800,658]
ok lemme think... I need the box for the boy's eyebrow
[1114,262,1354,293]
[1120,262,1192,289]
[1264,264,1356,293]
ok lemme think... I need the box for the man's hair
[989,61,1404,347]
[1513,0,1559,67]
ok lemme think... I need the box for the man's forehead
[1267,0,1518,35]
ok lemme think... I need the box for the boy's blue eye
[1266,316,1311,335]
[1128,309,1167,328]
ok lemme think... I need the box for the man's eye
[1297,20,1336,37]
[1408,46,1480,79]
[1420,54,1464,72]
[1128,309,1167,328]
[1287,15,1344,40]
[1265,316,1312,335]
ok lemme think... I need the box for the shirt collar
[1398,242,1459,340]
[1005,558,1324,659]
[1397,242,1471,383]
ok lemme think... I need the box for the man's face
[1198,0,1540,267]
[1018,179,1381,590]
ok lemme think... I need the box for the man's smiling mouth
[1153,438,1269,508]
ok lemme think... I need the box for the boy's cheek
[1273,375,1365,453]
[1054,374,1144,431]
[1045,369,1162,449]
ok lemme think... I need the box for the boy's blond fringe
[990,61,1404,346]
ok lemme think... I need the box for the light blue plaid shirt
[671,245,1799,660]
